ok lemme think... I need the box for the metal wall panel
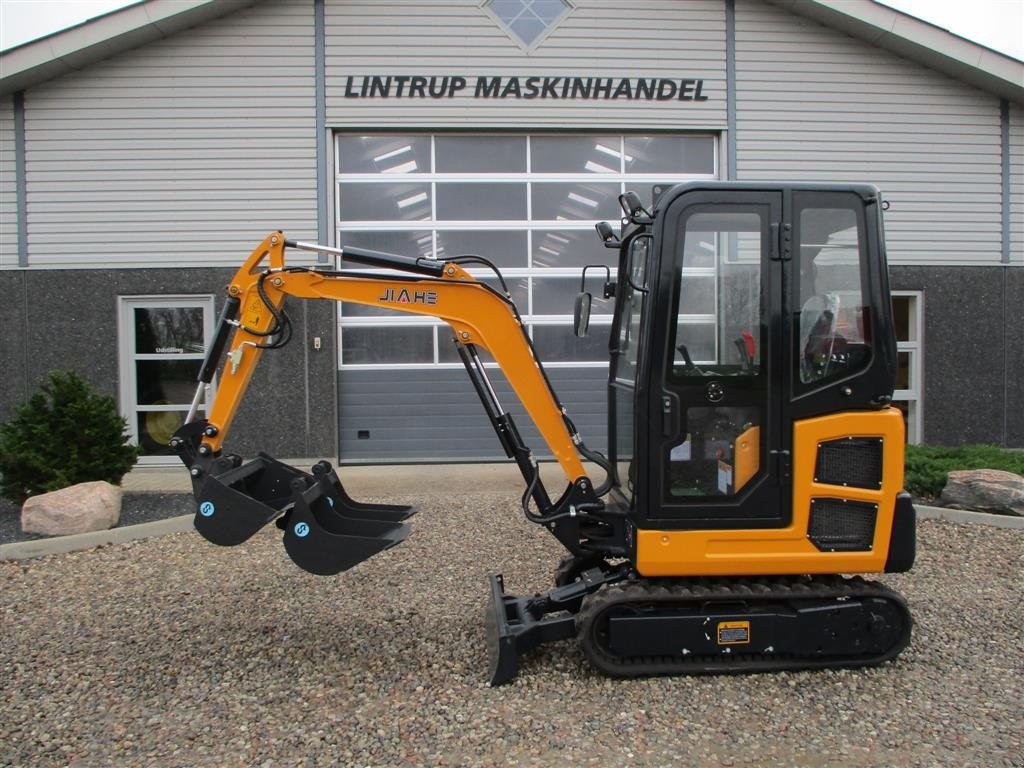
[1011,103,1023,264]
[21,0,319,269]
[323,0,727,130]
[338,366,609,461]
[734,0,1005,266]
[0,96,16,267]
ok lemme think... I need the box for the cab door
[642,189,788,528]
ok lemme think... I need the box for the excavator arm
[198,232,586,481]
[171,232,617,581]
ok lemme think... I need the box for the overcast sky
[1,0,1022,60]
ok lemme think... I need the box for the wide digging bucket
[193,453,305,546]
[193,454,414,575]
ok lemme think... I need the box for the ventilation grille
[815,437,883,489]
[808,498,877,552]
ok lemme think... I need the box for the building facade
[1,0,1022,464]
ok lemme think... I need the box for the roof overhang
[766,0,1024,104]
[2,0,1021,103]
[0,0,260,97]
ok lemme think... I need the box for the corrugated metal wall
[323,0,727,130]
[18,0,318,269]
[0,95,15,267]
[339,367,609,461]
[734,0,1005,266]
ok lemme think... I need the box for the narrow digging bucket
[282,476,411,575]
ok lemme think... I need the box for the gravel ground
[1,492,1021,768]
[0,493,193,545]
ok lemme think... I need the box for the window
[335,133,717,371]
[892,292,923,443]
[481,0,574,50]
[796,205,871,387]
[672,211,762,375]
[666,208,766,499]
[118,296,215,461]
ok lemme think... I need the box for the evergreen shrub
[0,370,139,505]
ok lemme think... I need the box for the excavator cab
[606,184,907,555]
[172,182,915,686]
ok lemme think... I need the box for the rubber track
[576,574,912,677]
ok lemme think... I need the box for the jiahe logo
[378,288,439,305]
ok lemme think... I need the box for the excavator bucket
[194,453,304,546]
[191,453,414,575]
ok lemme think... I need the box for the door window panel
[672,212,762,377]
[434,136,527,173]
[532,324,608,362]
[342,326,434,365]
[340,231,434,260]
[134,307,205,354]
[530,182,622,221]
[796,207,871,385]
[338,182,432,222]
[436,231,527,268]
[666,209,765,500]
[337,135,430,174]
[135,360,202,405]
[624,136,716,175]
[530,135,621,173]
[435,183,526,220]
[533,229,615,268]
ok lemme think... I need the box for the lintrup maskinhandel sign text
[342,75,711,101]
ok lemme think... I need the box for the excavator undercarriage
[172,181,916,685]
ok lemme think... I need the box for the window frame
[892,291,924,444]
[117,294,216,464]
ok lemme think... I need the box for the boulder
[21,481,122,536]
[939,469,1024,516]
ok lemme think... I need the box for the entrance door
[645,190,787,527]
[118,295,215,461]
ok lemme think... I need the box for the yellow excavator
[172,182,915,685]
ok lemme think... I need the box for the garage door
[335,133,717,461]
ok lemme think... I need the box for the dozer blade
[485,574,576,686]
[282,475,410,576]
[194,453,307,546]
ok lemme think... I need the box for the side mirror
[618,191,652,224]
[595,221,620,249]
[574,292,592,337]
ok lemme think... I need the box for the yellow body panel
[732,425,761,493]
[636,408,905,577]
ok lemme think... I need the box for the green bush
[904,444,1024,500]
[0,370,139,505]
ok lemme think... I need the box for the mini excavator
[172,182,915,685]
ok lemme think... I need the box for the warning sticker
[717,620,751,645]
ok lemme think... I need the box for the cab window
[796,205,871,386]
